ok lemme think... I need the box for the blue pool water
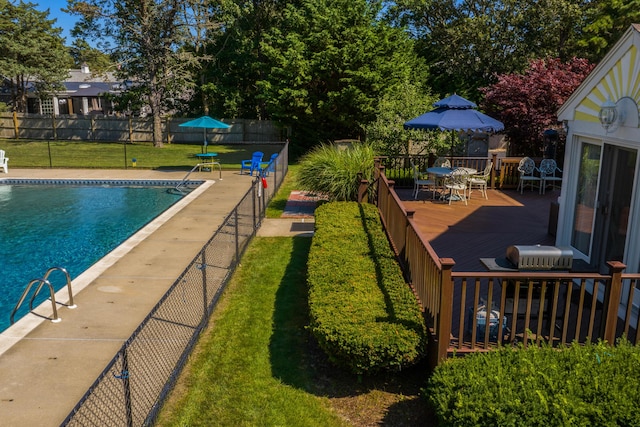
[0,183,183,332]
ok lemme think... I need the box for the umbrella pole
[450,131,455,165]
[203,129,207,153]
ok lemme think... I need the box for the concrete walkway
[0,168,252,426]
[257,189,323,238]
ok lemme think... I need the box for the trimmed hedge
[425,339,640,426]
[307,201,427,374]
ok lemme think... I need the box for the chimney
[81,63,90,74]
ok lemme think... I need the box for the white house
[557,24,640,274]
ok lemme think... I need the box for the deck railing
[369,163,640,369]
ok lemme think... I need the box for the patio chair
[411,162,437,200]
[0,150,8,173]
[241,151,264,176]
[260,153,278,176]
[444,168,469,205]
[433,157,451,168]
[539,158,562,194]
[467,161,492,200]
[517,157,542,194]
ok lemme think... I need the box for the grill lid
[506,245,573,270]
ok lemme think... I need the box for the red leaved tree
[480,57,594,157]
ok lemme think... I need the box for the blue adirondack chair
[241,151,264,175]
[260,153,278,176]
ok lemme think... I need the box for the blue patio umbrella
[404,94,504,133]
[404,94,504,159]
[179,116,230,153]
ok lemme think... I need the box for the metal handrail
[10,278,61,324]
[30,266,76,311]
[175,162,222,193]
[10,266,75,325]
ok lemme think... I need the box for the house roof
[58,65,120,97]
[65,68,118,84]
[558,24,640,123]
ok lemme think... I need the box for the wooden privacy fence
[368,162,640,369]
[0,112,286,144]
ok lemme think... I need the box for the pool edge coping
[0,179,216,356]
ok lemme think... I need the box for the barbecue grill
[506,245,573,270]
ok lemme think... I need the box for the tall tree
[67,0,206,147]
[0,1,72,113]
[364,82,440,156]
[579,0,640,61]
[203,0,287,120]
[247,0,429,146]
[480,57,594,157]
[386,0,588,99]
[68,39,114,72]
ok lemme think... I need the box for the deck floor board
[399,187,558,272]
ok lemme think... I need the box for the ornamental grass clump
[296,143,376,201]
[307,201,427,375]
[425,338,640,426]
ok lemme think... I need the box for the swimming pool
[0,180,191,332]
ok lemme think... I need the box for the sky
[33,0,81,45]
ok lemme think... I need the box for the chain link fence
[60,143,288,427]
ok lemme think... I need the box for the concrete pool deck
[0,168,255,426]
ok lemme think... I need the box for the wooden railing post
[603,261,626,344]
[358,178,369,203]
[490,153,498,189]
[436,258,455,365]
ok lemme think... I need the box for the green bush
[425,339,640,426]
[307,201,427,374]
[296,143,376,201]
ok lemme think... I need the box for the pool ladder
[10,266,77,325]
[175,162,222,193]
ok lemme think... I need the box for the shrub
[425,339,640,426]
[307,201,427,374]
[296,143,376,201]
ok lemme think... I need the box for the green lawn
[156,237,349,427]
[156,235,431,426]
[0,139,283,170]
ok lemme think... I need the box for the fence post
[12,110,18,139]
[119,348,133,427]
[234,208,240,264]
[201,250,208,315]
[435,258,455,366]
[603,261,626,343]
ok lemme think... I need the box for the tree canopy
[67,0,207,146]
[0,0,71,112]
[480,57,594,157]
[385,0,589,100]
[1,0,637,152]
[203,0,429,148]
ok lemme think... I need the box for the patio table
[195,152,219,172]
[426,167,477,201]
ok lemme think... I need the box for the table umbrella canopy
[179,116,230,152]
[179,116,230,130]
[403,94,504,133]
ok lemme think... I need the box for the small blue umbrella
[179,116,230,153]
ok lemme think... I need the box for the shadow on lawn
[269,237,439,426]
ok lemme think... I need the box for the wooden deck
[396,186,559,272]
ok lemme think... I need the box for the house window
[571,142,601,256]
[40,98,54,115]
